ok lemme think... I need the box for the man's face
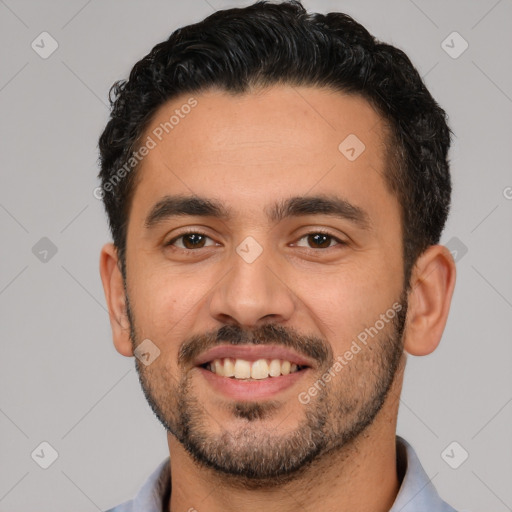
[123,86,407,481]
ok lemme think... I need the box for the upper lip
[194,344,315,368]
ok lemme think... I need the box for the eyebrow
[267,195,371,229]
[145,195,230,228]
[144,194,371,230]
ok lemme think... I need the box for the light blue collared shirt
[105,436,457,512]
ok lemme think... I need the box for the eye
[167,232,217,250]
[295,232,344,249]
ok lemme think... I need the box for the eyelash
[165,229,346,250]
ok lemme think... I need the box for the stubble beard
[127,292,407,486]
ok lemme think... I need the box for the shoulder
[104,501,133,512]
[103,457,170,512]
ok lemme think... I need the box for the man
[98,1,457,511]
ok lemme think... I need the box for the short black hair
[98,0,451,284]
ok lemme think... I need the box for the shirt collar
[125,436,456,512]
[390,436,456,511]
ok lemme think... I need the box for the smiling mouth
[201,357,308,380]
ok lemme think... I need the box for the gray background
[1,0,511,510]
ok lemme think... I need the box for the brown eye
[295,232,341,249]
[307,233,333,248]
[182,234,206,249]
[168,232,215,250]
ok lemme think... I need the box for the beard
[126,290,408,486]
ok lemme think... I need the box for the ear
[99,243,133,357]
[403,245,456,356]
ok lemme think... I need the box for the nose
[208,243,296,328]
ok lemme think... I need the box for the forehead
[130,85,397,226]
[142,86,387,163]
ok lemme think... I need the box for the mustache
[178,323,331,367]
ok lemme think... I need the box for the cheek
[129,264,210,343]
[289,260,401,347]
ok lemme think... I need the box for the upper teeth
[208,358,300,379]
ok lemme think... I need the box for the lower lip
[197,366,309,400]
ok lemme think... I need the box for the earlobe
[99,243,134,357]
[403,245,456,356]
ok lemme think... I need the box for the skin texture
[100,86,456,512]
